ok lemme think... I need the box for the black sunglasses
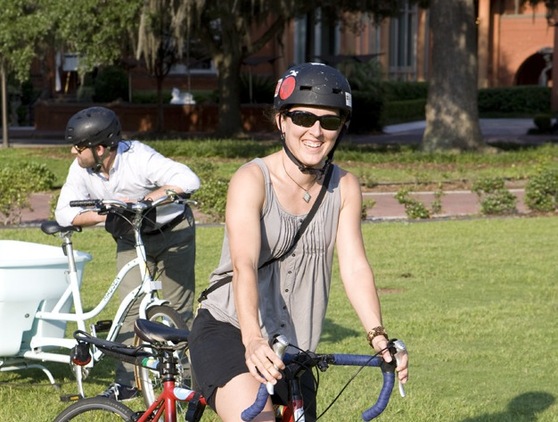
[284,111,343,131]
[74,144,89,153]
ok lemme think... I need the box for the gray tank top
[201,158,341,351]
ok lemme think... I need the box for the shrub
[342,59,385,134]
[525,166,558,212]
[189,160,229,222]
[382,81,428,101]
[472,177,517,215]
[0,163,56,225]
[383,99,426,124]
[361,199,376,220]
[93,66,129,102]
[239,73,275,104]
[350,91,384,133]
[532,114,553,133]
[478,86,551,114]
[395,187,444,219]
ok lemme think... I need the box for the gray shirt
[201,158,341,351]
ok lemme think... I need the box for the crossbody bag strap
[197,165,334,303]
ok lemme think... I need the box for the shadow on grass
[0,354,115,388]
[320,317,360,344]
[461,391,555,421]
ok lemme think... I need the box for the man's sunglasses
[284,111,343,131]
[74,144,89,153]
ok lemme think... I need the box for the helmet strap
[91,146,113,174]
[279,119,347,176]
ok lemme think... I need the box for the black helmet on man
[273,63,352,174]
[65,106,121,149]
[274,62,352,120]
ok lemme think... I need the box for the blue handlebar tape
[241,383,269,421]
[361,370,395,421]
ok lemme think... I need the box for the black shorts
[189,308,249,409]
[188,309,317,419]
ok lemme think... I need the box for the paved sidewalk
[345,118,557,146]
[10,118,545,225]
[19,189,529,226]
[364,189,527,221]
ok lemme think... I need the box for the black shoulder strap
[269,163,333,261]
[197,165,334,303]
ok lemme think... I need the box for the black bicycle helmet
[65,106,121,149]
[274,62,352,119]
[273,63,352,175]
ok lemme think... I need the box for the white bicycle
[0,191,193,404]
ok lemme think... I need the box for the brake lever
[391,339,407,398]
[267,335,288,395]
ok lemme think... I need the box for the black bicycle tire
[134,305,189,407]
[52,397,135,421]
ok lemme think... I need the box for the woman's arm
[226,162,284,384]
[336,171,408,383]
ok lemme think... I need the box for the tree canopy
[1,0,431,140]
[182,0,406,137]
[52,0,142,71]
[0,0,56,146]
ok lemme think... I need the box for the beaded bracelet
[366,326,388,347]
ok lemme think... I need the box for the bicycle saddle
[41,220,82,234]
[134,318,190,346]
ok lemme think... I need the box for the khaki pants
[113,207,195,386]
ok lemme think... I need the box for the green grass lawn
[2,141,558,189]
[0,216,556,421]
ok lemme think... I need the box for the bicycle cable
[315,346,389,421]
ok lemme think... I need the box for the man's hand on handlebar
[71,208,107,227]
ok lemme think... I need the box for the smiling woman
[188,62,408,421]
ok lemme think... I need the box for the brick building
[42,1,554,97]
[29,1,556,132]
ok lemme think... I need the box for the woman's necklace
[282,159,318,203]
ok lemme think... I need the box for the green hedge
[0,163,56,225]
[93,66,129,103]
[478,86,551,114]
[382,81,428,101]
[381,85,551,123]
[349,91,384,134]
[383,98,426,124]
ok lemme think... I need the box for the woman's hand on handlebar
[244,336,285,386]
[394,347,408,384]
[372,336,408,384]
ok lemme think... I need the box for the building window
[388,1,417,81]
[170,21,218,75]
[294,16,307,64]
[294,10,340,65]
[169,37,216,75]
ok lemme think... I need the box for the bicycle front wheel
[135,305,190,407]
[53,397,136,421]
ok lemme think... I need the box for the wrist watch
[367,325,388,347]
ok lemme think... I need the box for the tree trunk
[156,74,164,132]
[422,0,483,152]
[552,23,558,112]
[215,50,244,138]
[1,63,9,148]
